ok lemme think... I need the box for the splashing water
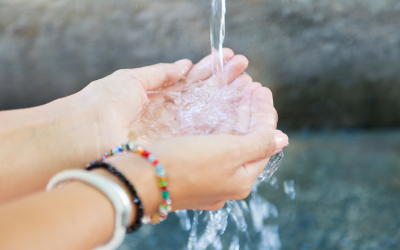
[129,0,286,249]
[270,176,279,190]
[249,191,278,233]
[283,180,296,200]
[175,210,191,231]
[228,236,240,250]
[259,225,282,250]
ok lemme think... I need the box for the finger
[249,87,278,131]
[120,59,193,91]
[236,129,288,165]
[185,48,235,83]
[235,82,262,133]
[230,74,253,88]
[222,55,249,85]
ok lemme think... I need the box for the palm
[140,49,276,141]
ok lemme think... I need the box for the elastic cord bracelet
[47,170,131,250]
[103,141,171,225]
[85,161,143,233]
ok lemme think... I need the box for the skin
[0,49,288,249]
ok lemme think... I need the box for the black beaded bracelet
[85,161,143,233]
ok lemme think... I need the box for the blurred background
[1,0,400,249]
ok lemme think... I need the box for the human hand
[78,48,249,154]
[77,59,192,154]
[146,88,287,211]
[105,86,288,214]
[134,48,277,142]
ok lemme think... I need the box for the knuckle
[243,74,253,83]
[267,133,277,151]
[256,139,269,159]
[114,69,128,75]
[157,62,166,67]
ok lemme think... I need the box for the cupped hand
[78,48,246,154]
[105,87,288,214]
[146,90,288,211]
[78,59,192,154]
[84,48,287,213]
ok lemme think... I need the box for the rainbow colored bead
[102,141,171,225]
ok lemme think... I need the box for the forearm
[0,152,160,250]
[0,181,116,250]
[0,93,102,203]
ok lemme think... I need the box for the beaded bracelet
[103,141,171,225]
[85,161,143,233]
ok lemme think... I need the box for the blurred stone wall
[1,0,400,129]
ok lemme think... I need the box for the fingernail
[273,131,289,154]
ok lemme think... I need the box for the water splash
[175,210,191,231]
[283,180,296,200]
[270,176,279,190]
[187,210,200,250]
[181,153,283,249]
[249,191,278,233]
[238,200,250,213]
[259,225,282,250]
[213,236,223,250]
[258,151,284,181]
[226,201,247,232]
[187,209,229,250]
[228,236,240,250]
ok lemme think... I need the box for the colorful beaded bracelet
[85,161,143,233]
[103,141,171,225]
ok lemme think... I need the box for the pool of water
[118,130,400,250]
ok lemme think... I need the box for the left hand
[78,48,249,153]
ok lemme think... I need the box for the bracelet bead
[102,141,172,225]
[85,162,143,233]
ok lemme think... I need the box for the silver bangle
[46,170,132,250]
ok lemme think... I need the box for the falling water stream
[210,0,226,85]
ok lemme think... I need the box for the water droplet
[229,236,240,250]
[270,176,279,190]
[258,225,281,250]
[283,180,296,200]
[226,200,247,232]
[187,210,200,250]
[250,193,278,232]
[212,235,223,250]
[239,200,250,213]
[175,210,191,231]
[258,152,284,181]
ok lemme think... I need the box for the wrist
[90,168,137,226]
[103,152,161,216]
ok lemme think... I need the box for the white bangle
[46,170,132,250]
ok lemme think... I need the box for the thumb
[128,59,193,91]
[236,129,288,166]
